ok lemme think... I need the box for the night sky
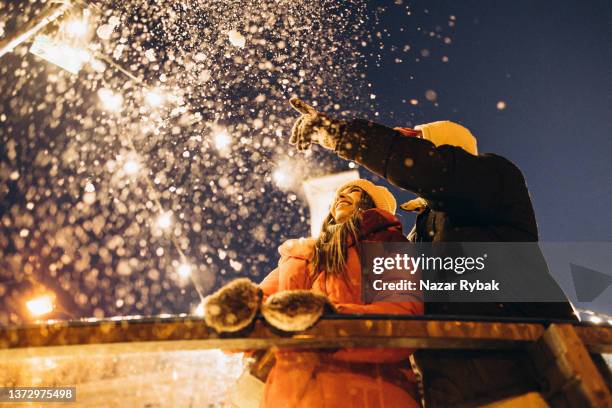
[362,0,612,242]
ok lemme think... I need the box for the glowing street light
[29,34,89,75]
[123,157,140,175]
[0,1,72,59]
[65,19,88,38]
[272,158,299,190]
[26,294,55,317]
[177,263,193,279]
[98,88,123,112]
[145,88,166,108]
[213,128,231,151]
[272,168,290,188]
[590,315,603,324]
[193,301,205,317]
[156,211,173,229]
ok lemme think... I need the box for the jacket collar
[359,208,402,237]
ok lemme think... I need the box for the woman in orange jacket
[204,178,423,407]
[258,179,423,407]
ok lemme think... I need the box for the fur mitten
[204,278,262,333]
[289,98,346,151]
[261,290,334,332]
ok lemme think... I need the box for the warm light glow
[26,295,55,317]
[29,35,89,75]
[272,168,290,188]
[123,158,140,175]
[272,159,297,190]
[194,302,205,317]
[98,88,123,112]
[590,315,603,324]
[177,263,192,279]
[65,19,89,37]
[156,212,173,229]
[145,89,166,107]
[213,129,231,150]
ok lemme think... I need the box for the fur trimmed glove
[289,98,346,151]
[261,290,335,332]
[203,278,262,333]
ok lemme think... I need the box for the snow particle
[96,24,115,40]
[145,49,157,62]
[425,90,437,102]
[228,30,246,48]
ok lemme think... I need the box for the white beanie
[415,120,478,155]
[335,179,397,215]
[399,121,477,213]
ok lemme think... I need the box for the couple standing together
[205,98,576,407]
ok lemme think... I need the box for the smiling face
[330,185,364,223]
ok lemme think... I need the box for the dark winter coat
[336,119,576,319]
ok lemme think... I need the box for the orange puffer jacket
[259,208,423,408]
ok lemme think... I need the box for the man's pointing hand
[289,98,345,151]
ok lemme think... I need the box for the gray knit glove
[289,98,345,151]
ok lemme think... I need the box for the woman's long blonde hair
[311,189,376,279]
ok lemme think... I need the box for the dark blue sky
[363,0,612,241]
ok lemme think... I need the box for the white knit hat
[335,179,397,215]
[399,121,477,213]
[415,120,478,155]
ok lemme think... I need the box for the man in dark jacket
[288,98,576,406]
[288,97,575,319]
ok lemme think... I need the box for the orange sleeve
[259,257,313,299]
[259,267,279,298]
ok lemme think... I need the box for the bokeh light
[0,0,385,323]
[177,263,193,279]
[26,294,55,317]
[98,88,123,112]
[156,212,173,230]
[145,88,166,108]
[213,128,231,151]
[65,19,89,38]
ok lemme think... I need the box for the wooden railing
[0,315,610,352]
[1,316,611,407]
